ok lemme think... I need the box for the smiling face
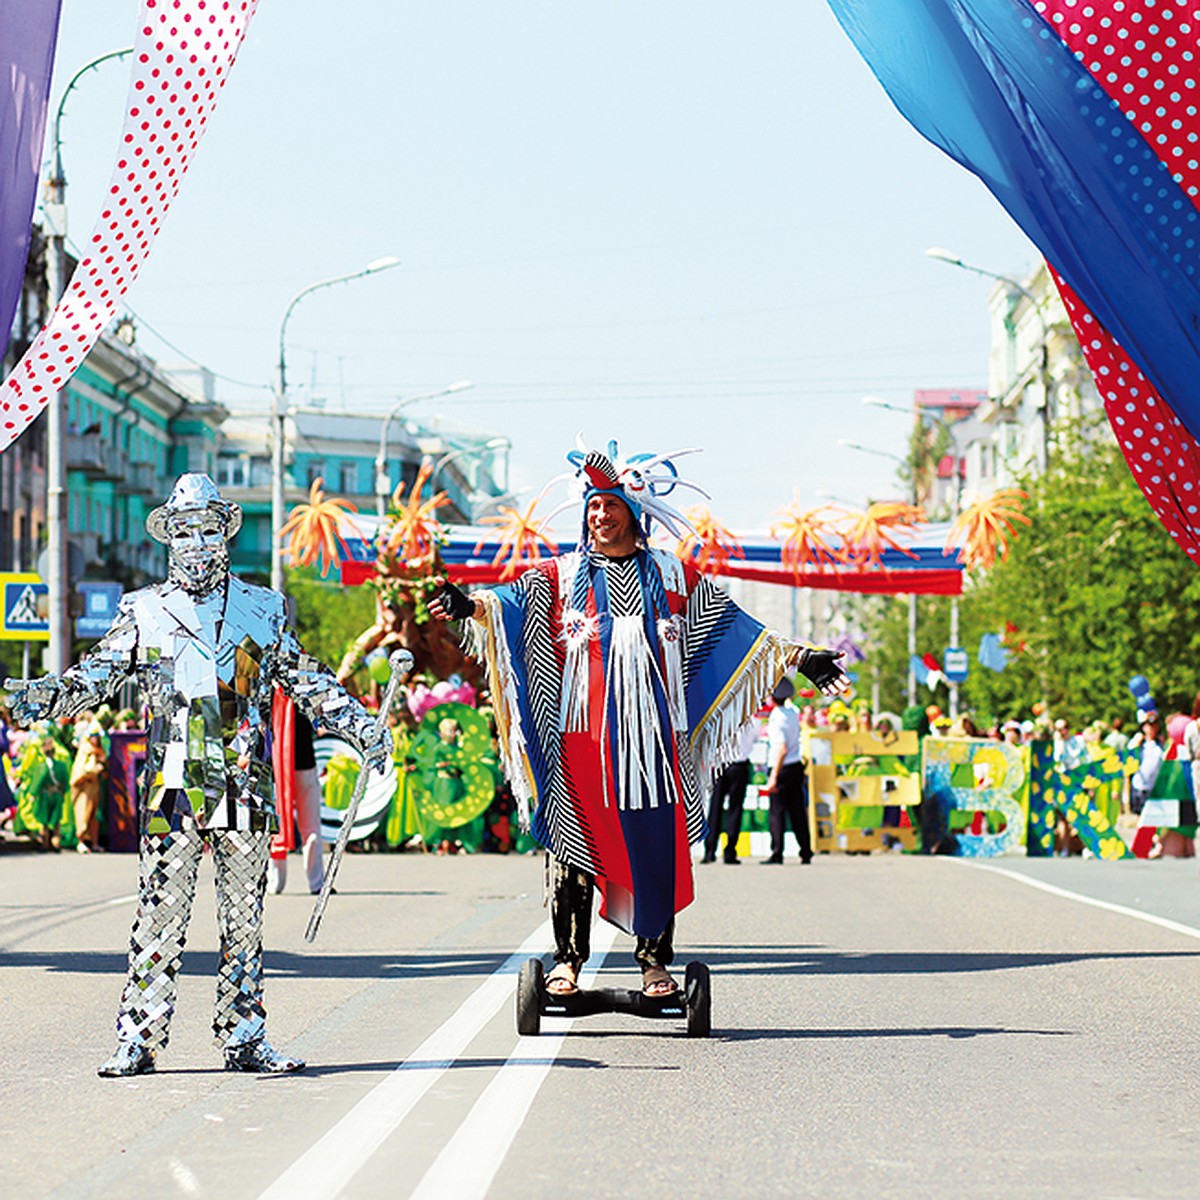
[166,510,230,595]
[586,492,639,556]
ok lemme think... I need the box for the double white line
[259,920,617,1200]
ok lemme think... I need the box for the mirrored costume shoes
[97,1042,156,1077]
[223,1037,305,1074]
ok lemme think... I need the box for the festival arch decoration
[0,0,260,450]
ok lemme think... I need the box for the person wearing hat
[762,676,814,865]
[5,474,392,1077]
[431,441,848,996]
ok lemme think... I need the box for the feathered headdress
[539,437,710,541]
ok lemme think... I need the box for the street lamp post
[430,437,511,521]
[862,395,963,513]
[374,381,473,516]
[42,46,133,675]
[863,396,965,718]
[925,247,1054,474]
[838,438,921,709]
[271,256,400,591]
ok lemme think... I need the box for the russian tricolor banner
[828,0,1200,560]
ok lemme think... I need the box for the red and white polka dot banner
[0,0,260,453]
[1036,0,1200,561]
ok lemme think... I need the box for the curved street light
[430,436,511,521]
[925,246,1054,471]
[862,395,963,513]
[271,256,401,590]
[374,381,473,515]
[43,46,134,674]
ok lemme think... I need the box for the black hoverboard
[515,958,712,1038]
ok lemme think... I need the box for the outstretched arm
[272,624,408,773]
[4,602,138,723]
[795,647,852,698]
[427,577,484,623]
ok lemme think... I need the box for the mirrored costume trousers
[113,827,270,1050]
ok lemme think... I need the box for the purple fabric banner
[0,0,62,360]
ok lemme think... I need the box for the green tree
[854,418,1200,728]
[286,569,377,675]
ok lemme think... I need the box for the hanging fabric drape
[826,0,1200,561]
[0,0,260,452]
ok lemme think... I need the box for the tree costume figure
[4,474,391,1077]
[431,440,849,996]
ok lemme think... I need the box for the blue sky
[45,1,1036,530]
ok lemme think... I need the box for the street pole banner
[0,573,49,641]
[0,0,260,453]
[0,0,63,361]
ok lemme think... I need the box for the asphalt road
[2,841,1198,1199]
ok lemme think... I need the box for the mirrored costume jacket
[44,575,376,834]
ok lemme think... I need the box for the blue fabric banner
[825,0,1200,443]
[0,1,62,360]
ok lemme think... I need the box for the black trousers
[549,856,674,970]
[768,761,812,862]
[704,759,750,861]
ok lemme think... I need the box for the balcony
[67,432,122,480]
[77,531,105,568]
[117,460,159,497]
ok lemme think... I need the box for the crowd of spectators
[0,703,139,852]
[4,690,1198,859]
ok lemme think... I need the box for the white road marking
[257,922,550,1200]
[951,858,1200,940]
[407,920,620,1200]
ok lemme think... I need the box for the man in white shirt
[701,721,760,865]
[763,677,812,865]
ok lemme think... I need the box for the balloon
[367,654,391,684]
[1167,713,1190,746]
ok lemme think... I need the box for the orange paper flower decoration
[840,502,927,568]
[768,498,844,577]
[383,461,449,564]
[279,478,359,574]
[476,498,559,581]
[676,506,744,576]
[945,488,1031,570]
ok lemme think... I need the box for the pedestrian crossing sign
[0,574,50,641]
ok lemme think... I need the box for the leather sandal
[641,964,678,998]
[545,962,580,996]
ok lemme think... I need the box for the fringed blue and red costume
[473,546,799,939]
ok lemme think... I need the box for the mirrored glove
[2,676,60,725]
[362,731,393,775]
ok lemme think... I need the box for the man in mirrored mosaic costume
[4,474,391,1077]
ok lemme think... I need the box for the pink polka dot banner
[828,0,1200,557]
[0,0,260,453]
[1038,0,1200,562]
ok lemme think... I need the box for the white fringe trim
[558,608,592,732]
[467,591,535,831]
[602,615,676,811]
[658,615,686,728]
[691,634,807,780]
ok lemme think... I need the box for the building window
[339,462,359,495]
[216,456,249,488]
[306,459,325,487]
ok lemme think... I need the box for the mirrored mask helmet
[166,511,230,594]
